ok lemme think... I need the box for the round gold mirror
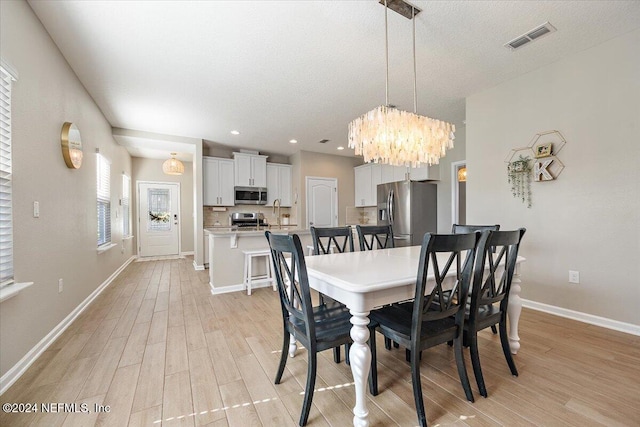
[61,122,83,169]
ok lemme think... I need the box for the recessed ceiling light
[337,146,345,150]
[289,139,298,144]
[231,130,240,135]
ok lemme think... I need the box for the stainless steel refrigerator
[377,180,437,247]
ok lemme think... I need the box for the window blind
[122,173,131,237]
[0,66,14,286]
[97,152,111,247]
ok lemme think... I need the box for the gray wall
[466,28,640,326]
[1,0,134,377]
[291,150,361,227]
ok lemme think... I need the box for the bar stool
[242,249,276,295]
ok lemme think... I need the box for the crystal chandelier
[162,152,184,175]
[348,0,455,167]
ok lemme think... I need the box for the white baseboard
[522,299,640,336]
[209,281,275,295]
[181,251,194,256]
[0,256,136,395]
[193,260,205,271]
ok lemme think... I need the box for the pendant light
[348,0,455,167]
[162,152,184,176]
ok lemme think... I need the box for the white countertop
[206,226,309,237]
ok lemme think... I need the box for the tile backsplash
[204,205,292,226]
[346,206,377,225]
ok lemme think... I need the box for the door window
[147,188,171,232]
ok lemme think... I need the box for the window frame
[96,151,112,249]
[0,62,17,288]
[122,173,131,238]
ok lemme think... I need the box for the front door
[138,182,180,257]
[306,177,337,228]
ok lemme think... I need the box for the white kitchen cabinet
[380,165,409,183]
[203,156,234,206]
[410,163,439,181]
[233,152,268,187]
[266,163,292,207]
[354,164,381,207]
[379,164,439,183]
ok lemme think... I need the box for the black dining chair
[452,224,500,234]
[452,224,501,334]
[368,232,480,427]
[465,228,526,398]
[265,231,353,426]
[310,226,355,363]
[310,226,355,255]
[356,224,394,251]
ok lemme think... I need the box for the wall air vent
[318,139,330,144]
[505,22,556,51]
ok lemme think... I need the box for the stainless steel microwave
[234,186,267,205]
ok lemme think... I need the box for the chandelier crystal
[348,0,455,167]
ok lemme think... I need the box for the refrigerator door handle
[389,189,394,225]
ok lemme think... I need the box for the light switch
[33,201,40,218]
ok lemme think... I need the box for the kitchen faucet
[272,199,281,226]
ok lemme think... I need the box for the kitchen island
[206,226,312,294]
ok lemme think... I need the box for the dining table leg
[507,264,523,354]
[349,310,371,427]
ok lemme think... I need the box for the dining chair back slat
[310,226,354,255]
[452,224,500,233]
[356,224,394,251]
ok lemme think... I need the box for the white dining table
[298,245,526,427]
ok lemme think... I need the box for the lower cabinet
[203,230,210,267]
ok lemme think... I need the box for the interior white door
[306,177,337,228]
[138,182,180,257]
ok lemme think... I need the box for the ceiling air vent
[505,22,556,51]
[318,139,330,144]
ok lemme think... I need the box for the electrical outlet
[58,278,64,293]
[568,270,580,284]
[33,201,40,218]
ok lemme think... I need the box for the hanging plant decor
[507,155,532,208]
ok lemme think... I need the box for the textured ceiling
[28,1,640,160]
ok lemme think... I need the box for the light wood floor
[1,257,639,426]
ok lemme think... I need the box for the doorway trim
[305,176,338,229]
[451,161,466,226]
[136,180,181,258]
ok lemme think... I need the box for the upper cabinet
[379,164,440,183]
[354,164,381,207]
[203,156,235,206]
[380,165,409,183]
[355,163,440,207]
[233,152,268,187]
[409,163,439,181]
[266,163,293,207]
